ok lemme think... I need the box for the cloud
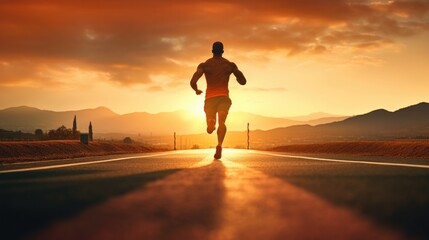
[243,87,287,92]
[0,0,428,88]
[349,55,386,66]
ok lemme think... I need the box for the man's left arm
[190,63,204,95]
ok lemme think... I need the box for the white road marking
[3,149,429,174]
[0,151,183,174]
[255,151,429,169]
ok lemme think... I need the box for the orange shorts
[204,96,232,118]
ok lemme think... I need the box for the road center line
[255,151,429,169]
[0,151,181,174]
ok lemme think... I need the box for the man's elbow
[237,76,246,85]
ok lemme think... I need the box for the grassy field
[0,140,154,163]
[273,140,429,159]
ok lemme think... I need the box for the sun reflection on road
[184,148,249,156]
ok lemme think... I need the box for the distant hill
[0,106,117,133]
[0,106,345,136]
[225,112,347,131]
[249,102,429,146]
[288,112,344,121]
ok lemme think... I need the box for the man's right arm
[190,63,204,95]
[232,63,246,85]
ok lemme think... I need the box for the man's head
[212,41,224,55]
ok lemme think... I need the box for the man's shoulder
[220,57,233,64]
[220,57,236,66]
[204,57,215,63]
[197,62,206,68]
[200,58,214,66]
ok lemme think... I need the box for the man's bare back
[200,57,236,99]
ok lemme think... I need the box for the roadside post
[80,133,89,145]
[174,132,177,150]
[247,123,250,150]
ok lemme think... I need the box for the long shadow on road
[34,159,226,240]
[0,168,181,239]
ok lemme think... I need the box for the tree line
[0,115,93,141]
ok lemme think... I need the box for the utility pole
[247,122,250,150]
[174,132,176,150]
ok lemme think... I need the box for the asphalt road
[1,149,429,240]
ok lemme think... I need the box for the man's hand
[195,90,203,95]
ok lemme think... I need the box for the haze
[1,0,428,118]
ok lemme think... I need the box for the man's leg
[206,116,216,134]
[204,99,216,134]
[214,110,228,159]
[217,110,228,146]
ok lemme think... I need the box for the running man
[190,41,247,159]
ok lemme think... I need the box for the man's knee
[207,117,216,124]
[218,121,226,129]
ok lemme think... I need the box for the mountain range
[249,102,429,145]
[1,102,428,147]
[0,106,346,135]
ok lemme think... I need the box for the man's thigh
[204,99,217,120]
[204,96,232,120]
[217,97,232,114]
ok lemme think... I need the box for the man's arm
[190,63,204,95]
[232,63,246,85]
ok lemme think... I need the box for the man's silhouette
[190,41,247,159]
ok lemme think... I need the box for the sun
[176,99,207,133]
[186,99,206,119]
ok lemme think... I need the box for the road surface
[1,149,429,239]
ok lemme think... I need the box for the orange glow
[0,1,428,117]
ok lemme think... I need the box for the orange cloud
[0,0,428,87]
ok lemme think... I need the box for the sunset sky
[1,0,428,118]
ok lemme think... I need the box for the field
[0,140,153,163]
[2,140,429,164]
[273,140,429,159]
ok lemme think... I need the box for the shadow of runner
[34,159,226,240]
[0,168,181,240]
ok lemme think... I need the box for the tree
[48,125,75,139]
[35,129,44,139]
[123,137,133,144]
[72,115,77,138]
[89,121,93,141]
